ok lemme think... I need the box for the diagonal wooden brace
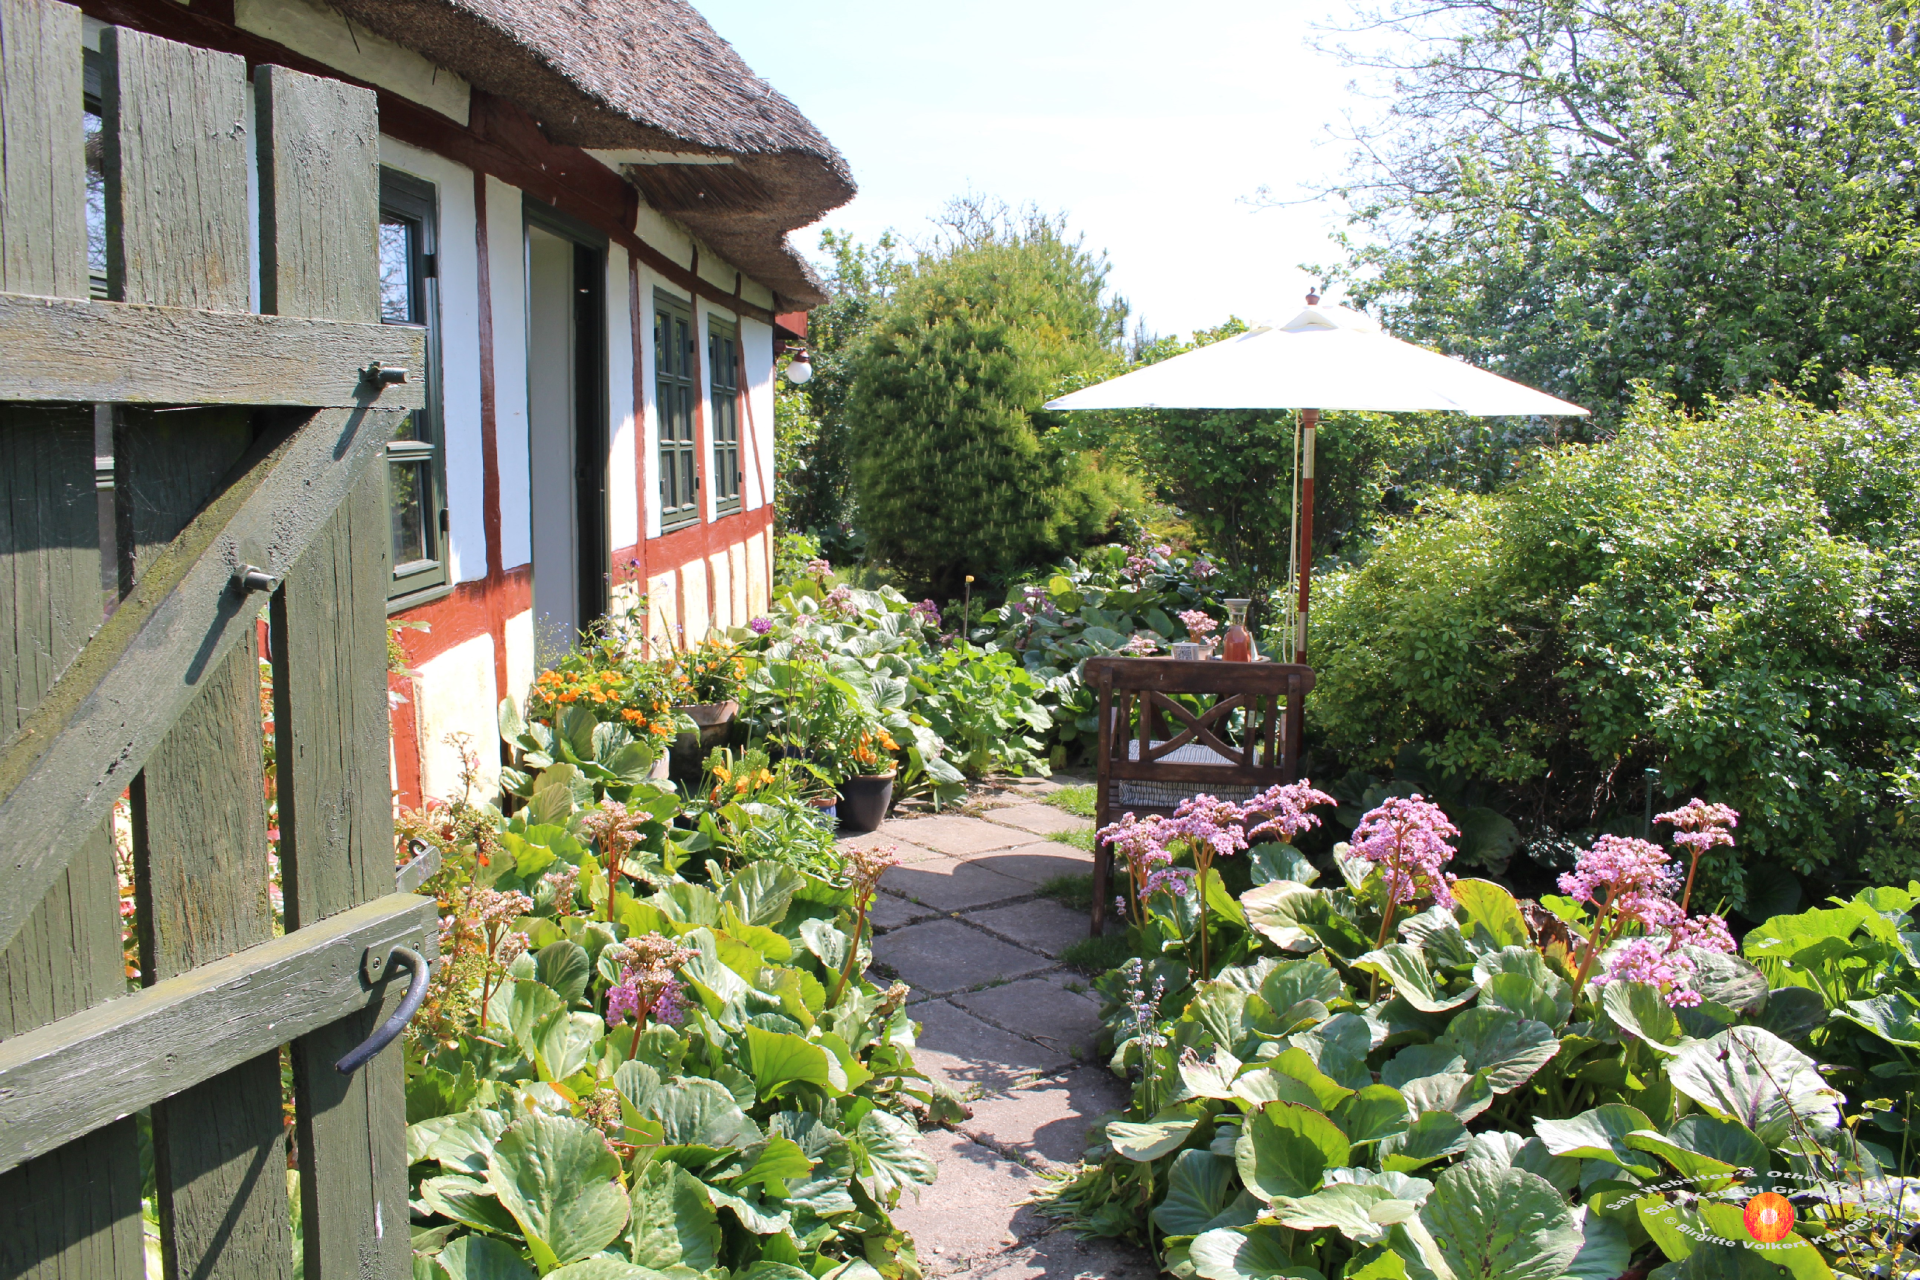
[0,402,409,952]
[0,892,440,1174]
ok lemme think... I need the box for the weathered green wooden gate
[0,2,439,1275]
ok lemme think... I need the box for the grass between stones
[1043,784,1096,817]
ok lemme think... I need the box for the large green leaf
[1666,1027,1843,1145]
[628,1160,720,1273]
[1248,843,1319,887]
[1840,994,1920,1047]
[639,1077,762,1151]
[436,1234,535,1280]
[1561,1207,1633,1280]
[855,1108,936,1200]
[723,862,808,928]
[419,1175,522,1237]
[746,1025,846,1098]
[1154,1150,1260,1238]
[1434,1007,1559,1093]
[1268,1183,1419,1244]
[1354,945,1477,1013]
[1451,879,1530,950]
[485,1113,631,1268]
[544,1262,670,1280]
[1261,960,1344,1012]
[1379,1111,1470,1172]
[1335,1085,1412,1145]
[533,940,592,1006]
[1397,1071,1494,1123]
[1420,1159,1581,1280]
[1461,1132,1578,1192]
[1109,1110,1204,1162]
[1603,981,1689,1052]
[1261,1046,1356,1111]
[1532,1104,1660,1177]
[1241,881,1326,953]
[1664,1114,1770,1174]
[1379,1044,1466,1090]
[1474,947,1572,1027]
[1235,1102,1351,1202]
[425,1109,511,1175]
[532,1011,603,1083]
[506,980,567,1067]
[1190,1224,1325,1280]
[1181,1047,1244,1100]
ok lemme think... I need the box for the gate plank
[102,26,249,311]
[0,402,402,955]
[0,891,440,1174]
[0,292,426,408]
[0,0,86,299]
[0,404,142,1280]
[257,61,410,1280]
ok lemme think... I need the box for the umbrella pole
[1296,406,1317,663]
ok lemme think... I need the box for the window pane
[390,459,431,566]
[379,219,414,324]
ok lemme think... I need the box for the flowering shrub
[529,658,679,745]
[1046,792,1917,1278]
[662,636,746,705]
[403,755,941,1277]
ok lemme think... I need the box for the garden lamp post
[1045,293,1588,661]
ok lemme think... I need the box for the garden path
[838,780,1158,1280]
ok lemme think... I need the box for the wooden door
[0,3,437,1276]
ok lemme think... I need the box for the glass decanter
[1221,598,1254,662]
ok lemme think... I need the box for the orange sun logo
[1744,1191,1794,1243]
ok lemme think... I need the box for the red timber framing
[67,0,786,806]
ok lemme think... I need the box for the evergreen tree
[844,203,1134,595]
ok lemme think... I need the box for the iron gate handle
[334,946,431,1074]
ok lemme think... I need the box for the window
[655,293,699,528]
[708,319,742,515]
[379,169,447,603]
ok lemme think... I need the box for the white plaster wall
[236,0,471,123]
[648,571,677,652]
[486,176,533,571]
[380,138,485,584]
[414,632,499,800]
[708,549,732,633]
[746,530,769,617]
[504,609,535,713]
[606,246,639,554]
[740,315,774,512]
[681,565,708,649]
[633,204,694,268]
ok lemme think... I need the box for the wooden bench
[1085,656,1315,935]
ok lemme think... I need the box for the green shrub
[844,210,1134,594]
[1309,375,1920,908]
[906,645,1052,778]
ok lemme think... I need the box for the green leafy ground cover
[1043,794,1920,1280]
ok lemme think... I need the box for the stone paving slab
[881,858,1032,912]
[961,845,1096,887]
[887,814,1038,856]
[890,1131,1053,1277]
[968,900,1095,960]
[876,919,1053,996]
[985,803,1093,836]
[960,1067,1132,1171]
[909,998,1073,1096]
[958,1230,1160,1280]
[951,975,1105,1057]
[838,831,953,865]
[870,889,940,931]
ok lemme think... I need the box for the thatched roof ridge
[326,0,848,306]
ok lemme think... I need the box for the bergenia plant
[1347,795,1459,999]
[831,842,900,1004]
[604,932,695,1056]
[1560,799,1741,1007]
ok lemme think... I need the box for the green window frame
[379,168,448,604]
[708,317,741,515]
[655,292,699,528]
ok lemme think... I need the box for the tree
[1315,0,1920,422]
[780,230,910,547]
[1307,373,1920,909]
[844,202,1135,595]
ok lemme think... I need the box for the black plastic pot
[836,773,896,833]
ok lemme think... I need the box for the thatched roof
[326,0,849,307]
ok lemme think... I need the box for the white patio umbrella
[1044,297,1588,661]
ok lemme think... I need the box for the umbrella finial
[1305,287,1321,306]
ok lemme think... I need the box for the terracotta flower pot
[836,772,896,833]
[671,699,739,756]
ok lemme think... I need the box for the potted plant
[524,646,680,780]
[666,638,745,757]
[809,697,898,833]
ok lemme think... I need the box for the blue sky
[689,0,1365,339]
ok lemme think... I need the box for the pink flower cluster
[805,557,832,579]
[1656,798,1738,858]
[1559,800,1742,1008]
[1121,634,1161,656]
[1189,558,1218,581]
[1178,609,1217,639]
[606,933,695,1028]
[1350,795,1460,908]
[824,584,856,617]
[1096,782,1337,914]
[747,615,773,635]
[909,599,942,626]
